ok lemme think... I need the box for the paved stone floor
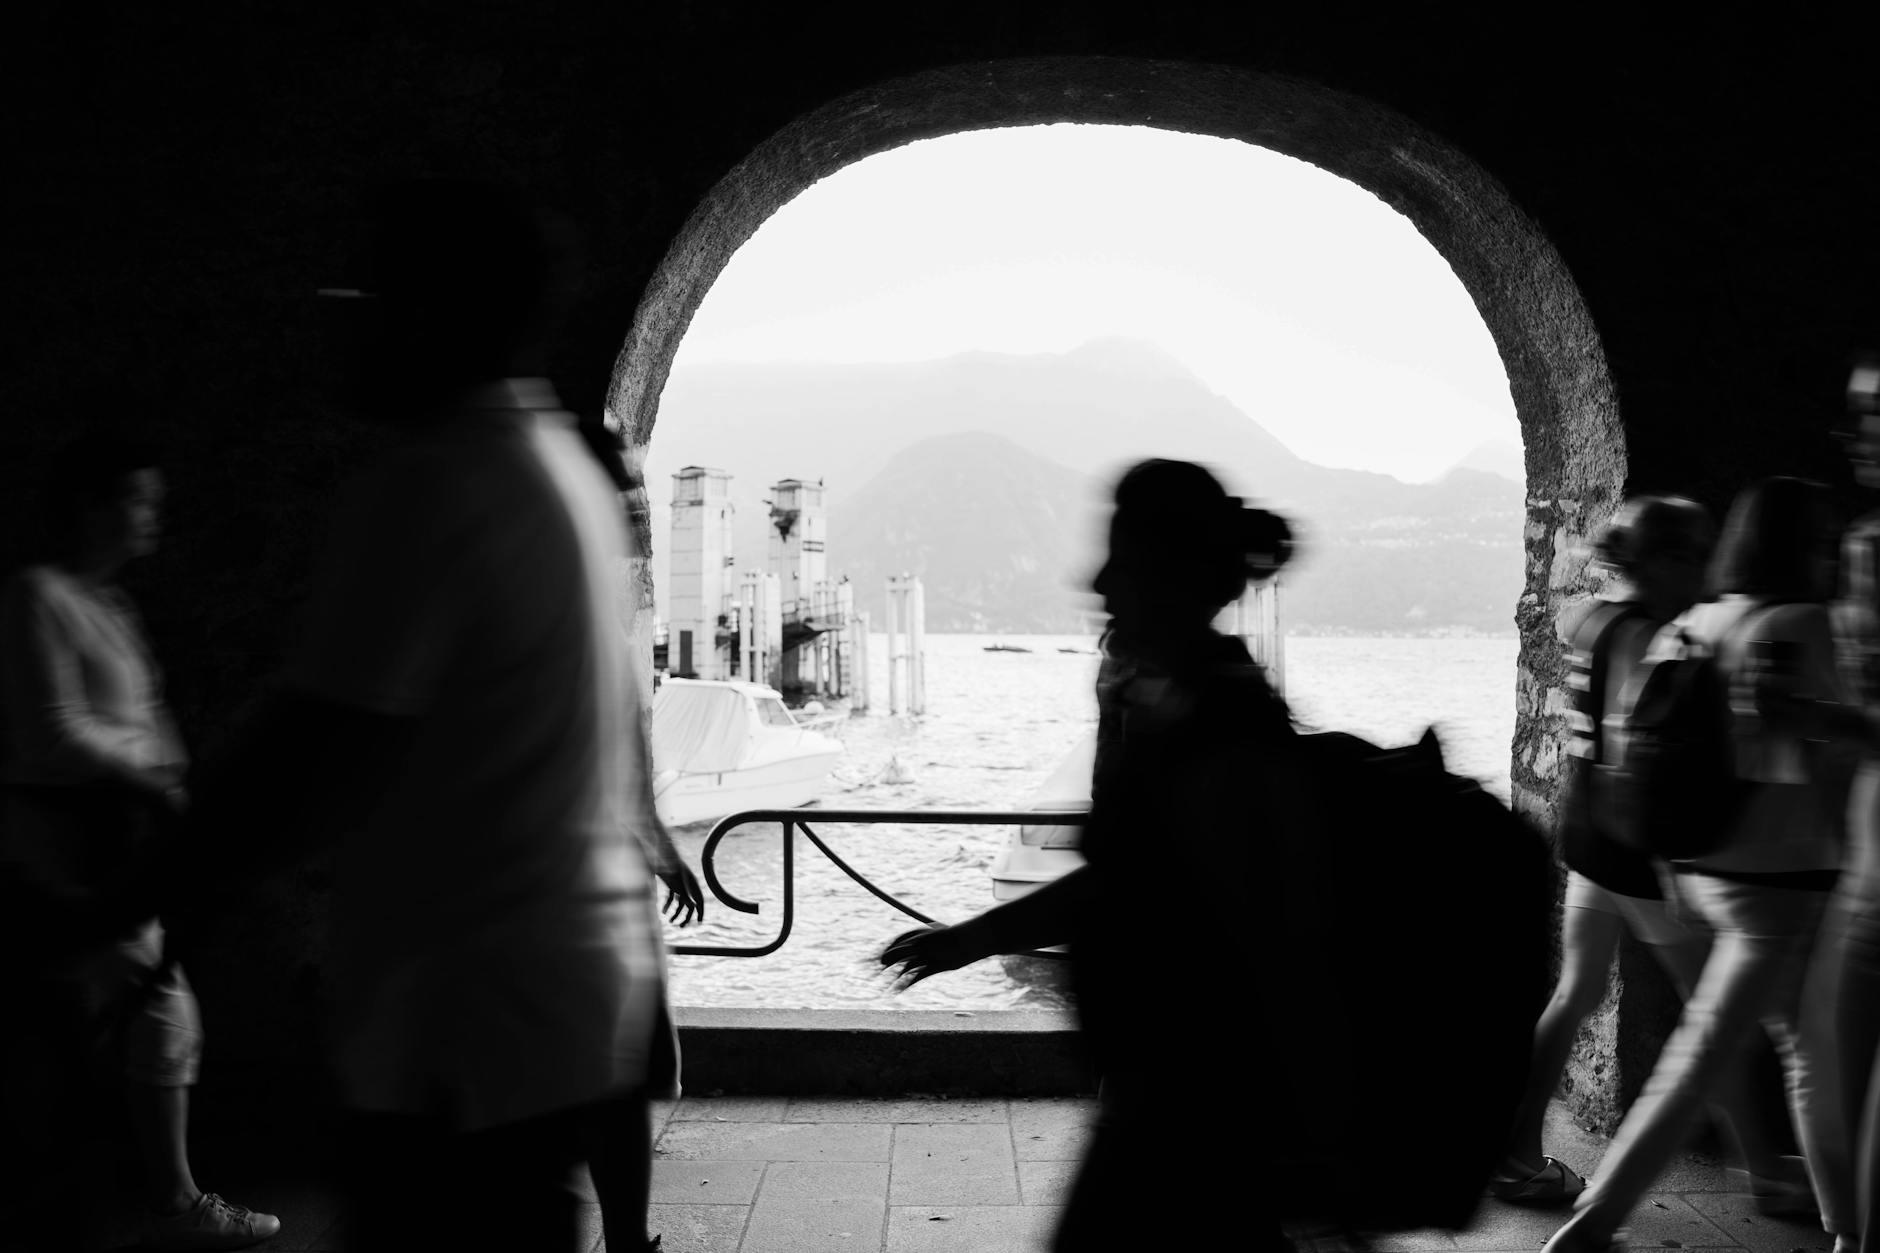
[47,1097,1841,1252]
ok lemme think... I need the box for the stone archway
[605,54,1622,843]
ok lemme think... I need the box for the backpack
[1602,608,1771,859]
[1557,601,1664,894]
[1264,727,1553,1234]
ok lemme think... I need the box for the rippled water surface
[663,632,1517,1011]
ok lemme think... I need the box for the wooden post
[852,609,870,712]
[886,574,904,716]
[908,576,927,715]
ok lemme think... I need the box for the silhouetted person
[0,433,281,1249]
[881,457,1293,1253]
[122,180,704,1252]
[1544,476,1854,1253]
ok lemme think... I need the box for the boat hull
[988,838,1085,902]
[655,744,845,828]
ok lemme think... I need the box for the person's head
[351,178,584,419]
[44,432,165,573]
[1706,475,1836,603]
[1840,349,1880,490]
[1591,494,1715,617]
[1092,458,1294,645]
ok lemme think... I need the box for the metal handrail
[669,807,1087,961]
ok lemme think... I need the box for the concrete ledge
[674,1007,1097,1096]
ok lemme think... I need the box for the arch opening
[607,54,1623,838]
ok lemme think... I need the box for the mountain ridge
[643,341,1525,634]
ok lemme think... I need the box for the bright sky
[672,124,1518,484]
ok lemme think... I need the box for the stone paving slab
[1016,1159,1079,1206]
[1448,1202,1555,1251]
[890,1123,1021,1206]
[675,1096,792,1122]
[763,1161,893,1201]
[651,1159,769,1204]
[1681,1193,1837,1253]
[784,1097,1009,1123]
[646,1201,752,1253]
[1354,1230,1462,1251]
[1620,1194,1741,1247]
[655,1120,894,1161]
[742,1195,887,1253]
[884,1205,1060,1253]
[21,1097,1834,1252]
[1006,1097,1093,1161]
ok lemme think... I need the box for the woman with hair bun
[880,457,1293,1253]
[1493,495,1801,1207]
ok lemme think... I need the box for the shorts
[1564,869,1696,948]
[60,919,203,1087]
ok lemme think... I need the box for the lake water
[663,632,1518,1011]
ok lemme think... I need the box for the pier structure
[660,467,856,701]
[768,478,853,701]
[666,466,738,680]
[736,569,783,685]
[847,610,872,713]
[884,573,927,715]
[1217,575,1284,696]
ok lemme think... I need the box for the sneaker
[142,1192,282,1250]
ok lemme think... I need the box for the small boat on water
[651,678,845,827]
[983,642,1033,654]
[992,729,1093,986]
[989,728,1093,903]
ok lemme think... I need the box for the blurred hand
[879,925,973,990]
[658,863,705,927]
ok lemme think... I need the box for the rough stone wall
[8,6,1877,1135]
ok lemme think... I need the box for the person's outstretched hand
[658,862,706,927]
[879,925,974,990]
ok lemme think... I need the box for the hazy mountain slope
[643,341,1527,634]
[642,339,1315,596]
[1448,439,1525,483]
[830,431,1106,632]
[829,435,1524,635]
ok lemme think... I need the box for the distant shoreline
[915,627,1522,641]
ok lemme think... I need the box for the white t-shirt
[0,565,186,894]
[287,379,670,1130]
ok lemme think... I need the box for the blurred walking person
[1801,350,1880,1253]
[1495,496,1804,1208]
[0,433,281,1249]
[126,180,703,1253]
[880,458,1297,1252]
[1543,476,1853,1253]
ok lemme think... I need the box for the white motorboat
[651,678,845,827]
[990,727,1093,902]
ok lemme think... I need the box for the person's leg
[461,1104,588,1253]
[1505,880,1625,1173]
[1795,887,1873,1249]
[342,1110,459,1251]
[585,1090,656,1253]
[125,960,282,1249]
[126,1082,201,1214]
[1860,1036,1880,1253]
[1544,877,1809,1251]
[1644,926,1794,1183]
